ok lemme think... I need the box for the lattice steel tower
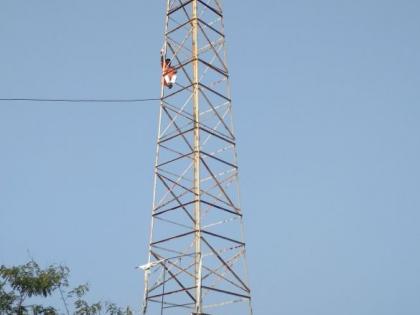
[141,1,253,314]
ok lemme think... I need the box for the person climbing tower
[161,49,177,89]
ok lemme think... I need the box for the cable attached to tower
[0,97,160,103]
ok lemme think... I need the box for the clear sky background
[1,1,420,314]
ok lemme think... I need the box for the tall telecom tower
[142,1,253,314]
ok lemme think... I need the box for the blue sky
[1,1,420,314]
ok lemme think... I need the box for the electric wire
[0,97,160,103]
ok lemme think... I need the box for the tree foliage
[0,261,133,315]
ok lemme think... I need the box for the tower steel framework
[142,1,253,314]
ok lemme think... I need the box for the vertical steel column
[191,1,202,313]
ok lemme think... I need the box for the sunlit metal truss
[142,1,253,314]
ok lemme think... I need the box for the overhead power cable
[0,97,160,103]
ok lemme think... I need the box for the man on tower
[161,49,177,89]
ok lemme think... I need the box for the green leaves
[0,260,134,314]
[0,260,69,298]
[105,303,133,315]
[0,280,17,313]
[68,284,102,315]
[68,284,90,299]
[31,304,58,315]
[0,261,67,314]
